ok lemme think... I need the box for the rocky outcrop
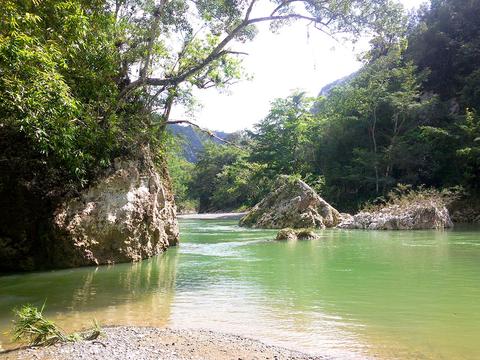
[448,198,480,223]
[338,201,453,230]
[276,228,319,241]
[0,132,179,273]
[50,148,179,268]
[240,176,341,229]
[276,228,297,240]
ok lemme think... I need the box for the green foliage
[250,92,316,177]
[0,0,120,184]
[166,134,198,212]
[406,0,480,102]
[456,109,480,189]
[210,159,267,210]
[3,0,478,218]
[185,0,480,212]
[12,304,69,346]
[0,0,251,190]
[311,48,432,208]
[12,304,102,346]
[188,142,266,212]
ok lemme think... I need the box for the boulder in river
[276,228,297,240]
[276,228,319,241]
[337,201,453,230]
[51,147,179,267]
[240,176,341,229]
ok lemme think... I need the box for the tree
[249,92,316,177]
[456,109,480,190]
[0,0,120,183]
[312,47,431,208]
[406,0,480,102]
[114,0,406,129]
[190,143,247,212]
[166,135,197,211]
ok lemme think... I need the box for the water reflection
[0,251,178,346]
[1,221,480,360]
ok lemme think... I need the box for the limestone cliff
[0,147,179,271]
[51,148,179,267]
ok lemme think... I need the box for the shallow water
[1,220,480,359]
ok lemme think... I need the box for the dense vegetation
[1,0,396,187]
[2,0,404,269]
[179,0,480,212]
[1,0,478,222]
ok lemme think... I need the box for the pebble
[1,326,327,360]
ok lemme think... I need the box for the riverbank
[1,326,322,360]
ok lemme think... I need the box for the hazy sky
[170,0,424,132]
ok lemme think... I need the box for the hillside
[168,124,232,162]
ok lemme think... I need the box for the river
[1,219,479,359]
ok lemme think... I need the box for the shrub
[362,184,464,212]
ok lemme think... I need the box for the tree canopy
[177,0,480,212]
[2,0,477,214]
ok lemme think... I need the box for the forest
[173,0,480,213]
[1,0,479,265]
[0,0,399,211]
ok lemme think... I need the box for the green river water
[1,219,479,359]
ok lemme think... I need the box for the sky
[170,0,424,132]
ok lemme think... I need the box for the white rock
[51,147,179,267]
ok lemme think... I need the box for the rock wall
[448,198,480,223]
[240,176,341,229]
[0,147,179,272]
[51,148,179,268]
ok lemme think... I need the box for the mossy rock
[239,175,340,229]
[275,228,297,240]
[295,229,319,240]
[275,228,319,241]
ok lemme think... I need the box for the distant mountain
[167,124,231,162]
[312,72,357,114]
[318,72,357,97]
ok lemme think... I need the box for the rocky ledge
[51,148,179,268]
[338,201,453,230]
[0,145,179,271]
[240,176,341,229]
[2,327,323,360]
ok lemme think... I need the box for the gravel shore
[1,326,325,360]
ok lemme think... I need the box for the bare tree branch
[245,0,257,21]
[119,1,343,99]
[248,13,325,25]
[225,50,249,56]
[139,0,168,79]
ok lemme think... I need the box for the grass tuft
[12,304,69,346]
[12,304,103,346]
